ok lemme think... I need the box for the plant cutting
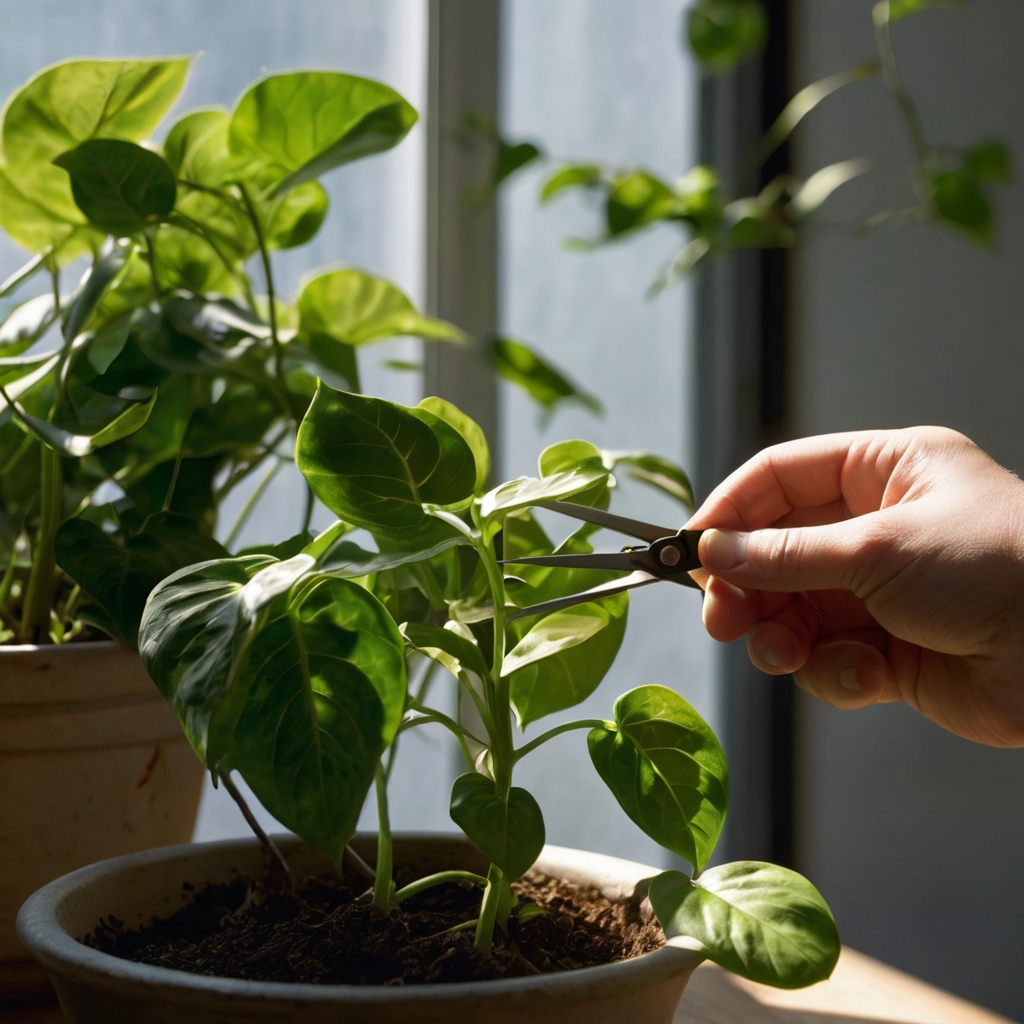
[17,382,840,1018]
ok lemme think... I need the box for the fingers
[794,639,892,710]
[698,517,896,595]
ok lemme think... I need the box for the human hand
[688,427,1024,747]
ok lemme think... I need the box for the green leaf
[588,685,728,873]
[62,238,132,344]
[541,164,603,202]
[490,338,602,417]
[0,57,190,252]
[687,0,768,73]
[139,555,407,861]
[605,171,682,237]
[0,295,57,356]
[163,107,233,186]
[265,181,329,249]
[296,385,477,532]
[320,535,467,576]
[54,511,227,647]
[54,139,177,236]
[401,621,490,682]
[648,864,840,988]
[602,450,694,511]
[298,266,465,348]
[417,397,490,492]
[478,461,609,527]
[449,772,545,879]
[228,71,418,195]
[7,387,157,456]
[964,139,1013,184]
[0,352,59,390]
[495,140,541,186]
[538,439,603,477]
[508,595,627,726]
[932,169,993,246]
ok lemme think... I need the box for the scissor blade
[507,571,660,621]
[540,500,674,543]
[499,551,639,572]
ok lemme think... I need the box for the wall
[790,0,1024,1015]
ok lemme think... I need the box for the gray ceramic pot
[17,833,702,1024]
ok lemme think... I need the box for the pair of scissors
[500,500,704,620]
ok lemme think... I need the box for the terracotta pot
[17,833,703,1024]
[0,641,205,1002]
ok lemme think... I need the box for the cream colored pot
[17,834,702,1024]
[0,641,205,1001]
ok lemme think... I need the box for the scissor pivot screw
[659,545,682,567]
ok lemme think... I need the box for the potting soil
[86,867,665,985]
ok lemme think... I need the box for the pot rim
[17,834,702,1006]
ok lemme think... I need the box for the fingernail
[759,644,779,668]
[839,667,859,691]
[702,529,749,571]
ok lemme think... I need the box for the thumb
[699,520,883,593]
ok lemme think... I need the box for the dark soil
[86,862,665,985]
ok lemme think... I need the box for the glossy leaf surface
[229,71,417,194]
[649,863,840,988]
[449,772,545,879]
[589,685,728,873]
[401,621,490,682]
[54,511,227,646]
[296,386,477,531]
[417,396,490,492]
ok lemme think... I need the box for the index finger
[686,429,911,531]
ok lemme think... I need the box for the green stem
[214,424,290,503]
[170,210,257,311]
[221,772,294,892]
[143,233,164,299]
[399,707,479,770]
[20,444,62,644]
[392,870,488,904]
[238,183,284,381]
[0,531,23,613]
[162,447,185,512]
[224,457,283,550]
[373,762,394,918]
[301,481,315,534]
[513,719,607,763]
[474,863,505,952]
[873,1,931,197]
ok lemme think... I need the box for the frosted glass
[499,0,715,867]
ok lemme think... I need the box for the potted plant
[1,51,595,998]
[18,384,840,1022]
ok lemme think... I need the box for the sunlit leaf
[401,620,490,682]
[541,164,603,202]
[649,863,840,988]
[602,450,694,510]
[265,181,329,249]
[490,338,602,418]
[450,772,545,879]
[687,0,768,73]
[589,684,728,873]
[0,295,57,357]
[417,396,490,492]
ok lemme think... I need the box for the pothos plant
[500,0,1012,292]
[0,56,592,647]
[137,382,840,989]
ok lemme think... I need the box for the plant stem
[513,719,608,763]
[392,870,488,904]
[223,457,283,550]
[162,447,185,512]
[20,444,62,643]
[221,772,295,893]
[474,863,505,952]
[373,762,394,918]
[238,183,284,381]
[301,480,315,534]
[343,844,376,882]
[170,209,258,311]
[143,233,164,298]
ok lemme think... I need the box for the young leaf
[963,140,1013,184]
[932,170,993,247]
[140,556,407,861]
[490,338,602,418]
[53,140,177,236]
[296,385,477,531]
[687,0,768,73]
[541,164,603,202]
[589,685,728,873]
[229,71,418,195]
[478,461,609,527]
[54,512,228,647]
[602,450,694,510]
[401,621,490,682]
[417,396,490,492]
[449,772,545,879]
[648,864,841,988]
[0,294,57,356]
[265,181,329,249]
[508,595,628,726]
[163,107,233,187]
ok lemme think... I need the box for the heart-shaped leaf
[163,107,233,187]
[54,511,227,646]
[490,338,602,418]
[648,863,840,988]
[228,71,418,195]
[417,397,490,493]
[449,772,545,879]
[54,140,177,237]
[296,385,477,532]
[265,181,329,250]
[140,555,407,861]
[589,685,728,873]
